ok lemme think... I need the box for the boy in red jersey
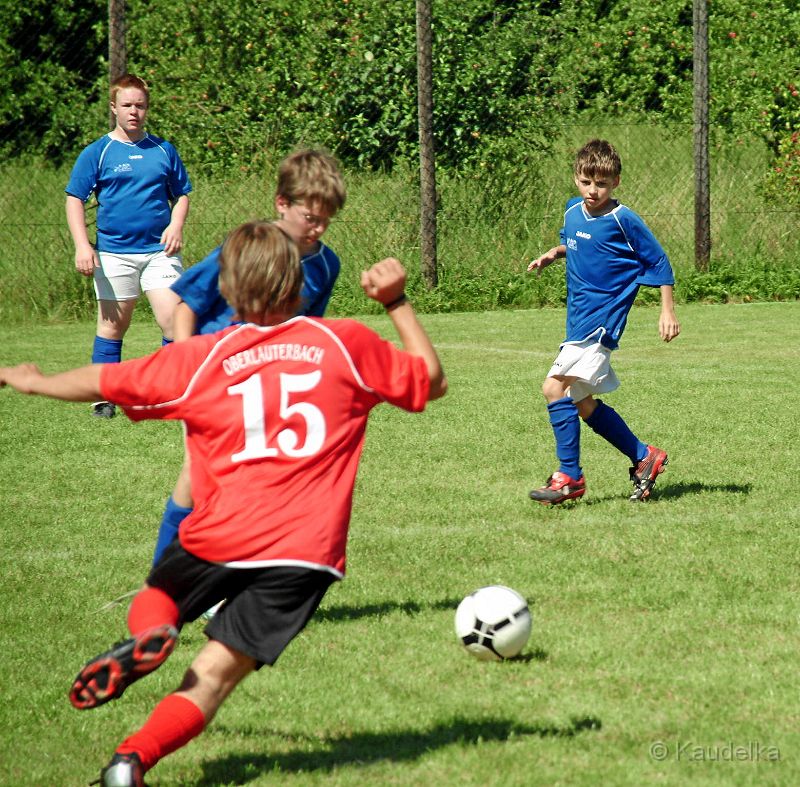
[0,221,446,787]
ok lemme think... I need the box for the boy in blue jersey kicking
[66,73,192,419]
[527,139,680,504]
[154,148,346,571]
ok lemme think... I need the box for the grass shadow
[652,481,752,500]
[511,647,549,663]
[537,481,753,508]
[316,597,467,623]
[198,715,602,784]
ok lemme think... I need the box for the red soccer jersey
[101,317,430,576]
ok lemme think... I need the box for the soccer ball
[454,585,532,661]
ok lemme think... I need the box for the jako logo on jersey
[113,163,133,173]
[576,230,591,239]
[129,155,143,160]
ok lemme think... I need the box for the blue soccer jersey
[559,197,674,349]
[298,242,341,316]
[65,133,192,253]
[172,241,342,334]
[170,247,230,334]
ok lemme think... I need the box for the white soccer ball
[455,585,532,661]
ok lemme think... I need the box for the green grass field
[1,301,798,786]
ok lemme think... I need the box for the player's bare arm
[360,258,447,401]
[658,285,681,343]
[160,194,190,256]
[0,364,103,401]
[65,195,99,276]
[527,244,566,275]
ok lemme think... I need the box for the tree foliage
[0,0,106,163]
[0,0,797,186]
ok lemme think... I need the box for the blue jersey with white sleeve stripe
[65,133,192,253]
[559,197,674,349]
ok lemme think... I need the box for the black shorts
[148,541,336,667]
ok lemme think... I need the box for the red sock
[127,587,180,635]
[116,694,206,771]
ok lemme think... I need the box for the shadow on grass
[316,597,467,623]
[652,481,752,500]
[543,480,753,507]
[512,647,549,662]
[312,599,549,665]
[198,715,602,784]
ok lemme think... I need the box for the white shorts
[547,337,620,403]
[94,250,183,301]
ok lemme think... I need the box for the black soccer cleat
[70,624,178,710]
[91,752,146,787]
[529,471,586,505]
[91,401,117,418]
[629,445,668,501]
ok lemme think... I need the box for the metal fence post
[416,0,438,289]
[108,0,127,131]
[693,0,711,271]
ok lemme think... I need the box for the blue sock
[584,399,647,464]
[91,336,123,364]
[153,496,193,566]
[547,396,582,479]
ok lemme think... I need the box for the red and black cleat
[629,445,668,501]
[70,624,178,710]
[529,472,586,505]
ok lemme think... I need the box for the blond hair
[574,139,622,179]
[110,74,150,106]
[276,148,346,216]
[218,221,303,323]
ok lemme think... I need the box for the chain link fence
[1,2,797,321]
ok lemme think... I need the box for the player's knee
[541,377,565,401]
[575,396,597,420]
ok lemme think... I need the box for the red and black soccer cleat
[529,472,586,505]
[70,624,178,710]
[629,445,669,501]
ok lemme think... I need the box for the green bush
[0,0,106,163]
[124,0,568,178]
[3,0,798,180]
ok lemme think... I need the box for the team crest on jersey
[113,163,133,173]
[566,238,578,250]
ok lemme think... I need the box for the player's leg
[581,396,645,462]
[153,449,193,567]
[94,566,333,783]
[96,296,138,339]
[70,545,216,713]
[70,586,181,711]
[95,641,254,786]
[152,449,226,619]
[145,286,181,343]
[89,298,137,418]
[91,252,141,417]
[177,639,256,722]
[581,397,667,501]
[529,376,586,504]
[141,250,183,342]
